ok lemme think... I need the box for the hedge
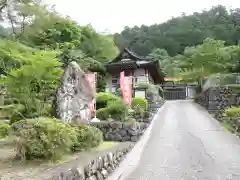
[96,101,127,121]
[11,117,103,161]
[96,92,121,110]
[132,97,148,111]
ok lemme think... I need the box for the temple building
[104,48,165,98]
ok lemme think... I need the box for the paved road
[125,100,240,180]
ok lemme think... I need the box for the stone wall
[49,143,134,180]
[195,86,240,118]
[91,121,149,142]
[90,99,165,142]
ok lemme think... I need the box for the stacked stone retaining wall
[49,143,134,180]
[91,121,149,142]
[195,86,240,118]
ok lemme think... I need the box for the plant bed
[0,141,130,180]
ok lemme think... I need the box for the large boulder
[53,61,94,123]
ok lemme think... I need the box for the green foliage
[11,117,103,161]
[222,123,235,132]
[147,48,181,76]
[116,5,240,56]
[106,101,128,121]
[224,107,240,118]
[96,92,121,110]
[125,118,137,123]
[11,117,77,161]
[132,98,148,111]
[116,6,240,79]
[79,26,118,62]
[0,42,63,117]
[96,108,109,120]
[221,106,240,133]
[29,18,82,49]
[72,124,103,151]
[0,104,25,121]
[96,101,127,121]
[0,123,10,139]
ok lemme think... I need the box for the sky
[46,0,239,33]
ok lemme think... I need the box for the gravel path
[125,100,240,180]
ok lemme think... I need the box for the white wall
[105,75,112,92]
[133,68,149,84]
[134,68,145,76]
[134,90,146,98]
[186,86,196,99]
[105,68,154,93]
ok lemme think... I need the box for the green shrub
[225,107,240,118]
[132,98,148,111]
[72,124,103,151]
[96,107,109,120]
[96,101,127,121]
[223,107,240,132]
[96,92,120,110]
[126,118,136,123]
[11,117,77,161]
[107,101,127,121]
[0,123,10,139]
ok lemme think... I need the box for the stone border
[49,144,134,180]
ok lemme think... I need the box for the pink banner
[86,72,97,115]
[120,71,124,90]
[120,71,132,105]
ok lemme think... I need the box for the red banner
[86,72,97,116]
[120,71,132,105]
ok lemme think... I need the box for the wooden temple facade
[104,48,165,98]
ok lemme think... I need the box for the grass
[94,141,119,151]
[0,140,121,180]
[0,141,119,165]
[222,123,235,132]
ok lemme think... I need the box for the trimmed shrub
[225,107,240,118]
[132,98,148,111]
[0,123,10,139]
[96,92,120,110]
[107,101,127,121]
[126,118,136,123]
[11,117,77,161]
[96,101,128,121]
[96,107,109,120]
[72,124,103,151]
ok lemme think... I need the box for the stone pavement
[110,100,240,180]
